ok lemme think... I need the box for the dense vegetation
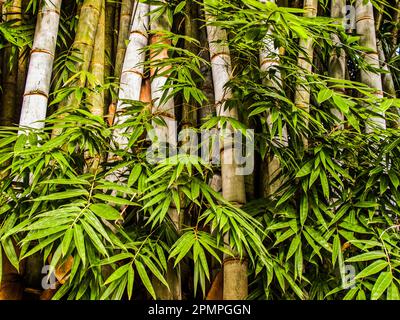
[0,0,400,300]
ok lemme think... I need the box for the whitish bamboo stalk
[294,0,318,148]
[18,0,62,130]
[355,0,386,131]
[1,0,21,126]
[149,1,181,301]
[113,1,149,148]
[329,0,346,125]
[87,1,105,116]
[205,2,247,300]
[259,0,288,198]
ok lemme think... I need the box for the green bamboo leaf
[300,195,308,227]
[295,160,314,178]
[371,272,392,300]
[90,203,121,220]
[2,238,19,272]
[140,255,169,288]
[81,220,108,256]
[61,228,74,256]
[74,224,86,266]
[35,189,89,201]
[332,234,340,267]
[135,260,156,299]
[355,260,388,279]
[387,282,400,300]
[39,178,90,185]
[104,264,130,285]
[286,234,301,261]
[93,194,139,206]
[346,251,386,262]
[98,253,134,266]
[128,164,142,187]
[317,88,333,104]
[127,266,134,300]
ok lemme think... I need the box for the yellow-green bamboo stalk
[62,0,103,109]
[329,0,346,125]
[1,0,21,126]
[52,0,102,137]
[205,0,247,301]
[114,0,133,82]
[355,0,386,131]
[294,0,318,148]
[104,0,116,108]
[259,0,288,198]
[87,1,105,116]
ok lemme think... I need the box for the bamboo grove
[0,0,400,300]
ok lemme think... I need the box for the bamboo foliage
[2,0,400,302]
[19,0,62,129]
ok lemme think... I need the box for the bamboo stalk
[114,0,133,83]
[329,0,346,125]
[259,0,288,198]
[16,0,30,116]
[205,1,247,300]
[18,0,62,130]
[61,0,103,110]
[149,1,181,301]
[113,1,149,148]
[1,0,21,126]
[87,0,105,116]
[104,0,116,108]
[355,0,386,131]
[294,0,318,148]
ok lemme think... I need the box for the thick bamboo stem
[18,0,62,130]
[88,0,105,116]
[294,0,318,149]
[114,0,133,84]
[1,0,21,126]
[113,1,149,148]
[355,0,386,131]
[329,0,346,125]
[259,0,288,198]
[149,1,181,301]
[205,2,247,300]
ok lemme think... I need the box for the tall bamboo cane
[113,1,149,148]
[1,0,21,126]
[18,0,62,129]
[294,0,318,148]
[205,1,247,300]
[259,0,288,198]
[355,0,386,131]
[88,0,105,116]
[329,0,346,125]
[149,1,182,301]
